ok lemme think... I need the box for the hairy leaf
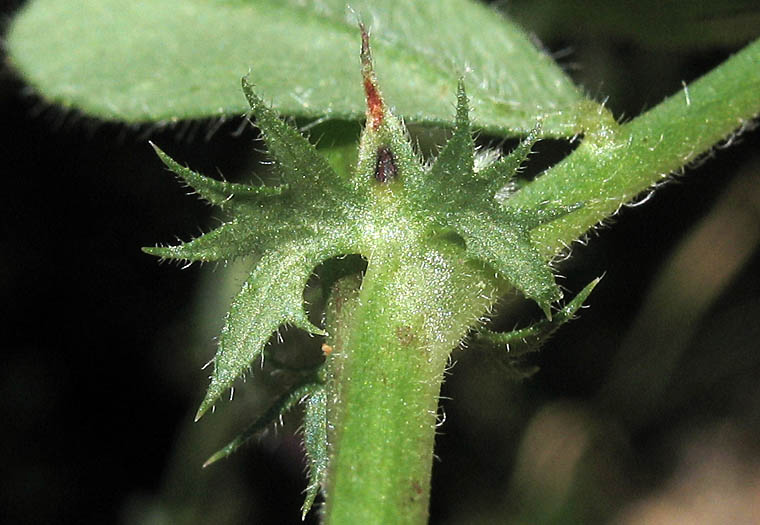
[151,143,286,208]
[143,219,253,263]
[506,38,760,259]
[474,277,600,379]
[302,386,328,519]
[414,85,574,316]
[196,236,354,420]
[6,0,591,136]
[477,277,601,350]
[203,380,321,467]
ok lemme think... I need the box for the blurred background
[2,0,759,523]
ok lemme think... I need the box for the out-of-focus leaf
[505,0,760,49]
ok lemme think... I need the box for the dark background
[2,1,760,523]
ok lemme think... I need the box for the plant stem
[322,241,505,524]
[506,37,760,258]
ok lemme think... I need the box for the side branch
[505,38,760,258]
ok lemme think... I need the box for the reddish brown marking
[321,343,333,356]
[374,146,397,183]
[364,79,384,129]
[360,23,384,129]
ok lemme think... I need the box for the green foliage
[414,82,578,317]
[7,1,760,521]
[140,36,597,516]
[301,386,328,519]
[508,37,760,258]
[475,277,601,379]
[145,79,362,420]
[145,51,578,422]
[6,0,589,136]
[202,380,321,468]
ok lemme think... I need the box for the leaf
[414,84,566,317]
[302,386,328,519]
[476,276,601,350]
[203,380,320,467]
[414,79,475,202]
[473,277,599,379]
[241,77,344,194]
[196,235,355,420]
[142,218,253,263]
[6,0,590,137]
[151,142,286,208]
[477,124,541,196]
[457,218,561,318]
[432,80,475,180]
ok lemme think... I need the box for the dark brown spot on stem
[375,146,397,183]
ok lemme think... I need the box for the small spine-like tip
[149,141,167,161]
[457,77,467,97]
[359,22,370,63]
[455,78,470,126]
[202,453,221,468]
[359,23,384,129]
[241,75,257,108]
[149,142,182,174]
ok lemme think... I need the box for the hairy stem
[322,241,505,524]
[507,37,760,258]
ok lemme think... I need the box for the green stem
[322,241,505,524]
[506,37,760,258]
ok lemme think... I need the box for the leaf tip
[301,493,316,521]
[290,312,328,337]
[149,142,185,176]
[195,394,214,422]
[142,245,174,260]
[241,75,258,109]
[202,452,222,469]
[359,22,385,130]
[455,78,469,124]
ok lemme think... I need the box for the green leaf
[302,386,328,519]
[196,235,354,420]
[413,79,475,203]
[477,124,540,196]
[6,0,590,137]
[457,218,561,318]
[431,80,475,182]
[203,380,321,467]
[412,84,565,317]
[474,277,600,379]
[142,219,252,263]
[477,276,601,349]
[151,143,286,208]
[241,77,344,194]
